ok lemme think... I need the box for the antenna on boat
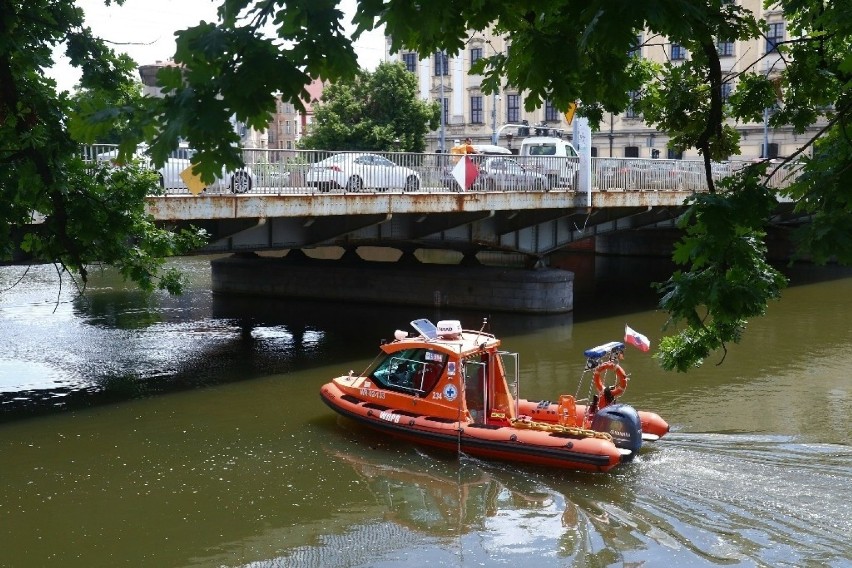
[479,317,488,333]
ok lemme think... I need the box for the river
[1,256,850,567]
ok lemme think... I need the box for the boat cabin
[352,319,519,425]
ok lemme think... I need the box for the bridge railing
[81,145,798,196]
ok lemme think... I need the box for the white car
[96,145,255,194]
[306,152,421,192]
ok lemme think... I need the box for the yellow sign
[180,164,207,196]
[564,102,577,125]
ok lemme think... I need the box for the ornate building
[385,1,820,160]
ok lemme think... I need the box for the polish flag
[452,155,479,190]
[624,325,651,352]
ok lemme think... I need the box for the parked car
[595,159,646,190]
[441,156,549,191]
[478,157,549,191]
[518,136,579,189]
[306,152,421,192]
[96,144,255,193]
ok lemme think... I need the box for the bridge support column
[211,253,574,314]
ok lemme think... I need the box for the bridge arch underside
[179,202,801,314]
[191,206,689,263]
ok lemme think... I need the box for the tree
[153,0,852,371]
[0,0,206,294]
[4,1,851,371]
[299,62,440,152]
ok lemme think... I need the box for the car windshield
[372,156,395,167]
[529,145,556,156]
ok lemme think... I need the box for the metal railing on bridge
[81,145,800,197]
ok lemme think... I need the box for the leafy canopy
[3,0,851,370]
[299,62,440,152]
[0,0,207,294]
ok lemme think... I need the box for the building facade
[266,79,325,150]
[385,1,819,160]
[138,61,326,150]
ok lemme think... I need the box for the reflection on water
[1,257,851,567]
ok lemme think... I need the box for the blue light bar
[583,341,625,360]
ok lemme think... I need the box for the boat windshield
[370,348,447,396]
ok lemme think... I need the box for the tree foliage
[299,62,440,152]
[0,0,206,294]
[3,0,851,370]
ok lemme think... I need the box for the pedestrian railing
[80,145,799,196]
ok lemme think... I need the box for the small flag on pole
[180,164,207,196]
[451,155,479,191]
[624,325,651,352]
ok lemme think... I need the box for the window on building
[544,100,559,122]
[629,35,643,58]
[716,40,735,57]
[507,94,520,123]
[286,141,293,150]
[470,47,482,67]
[440,97,449,124]
[471,96,484,124]
[624,146,639,158]
[762,142,779,159]
[671,43,687,61]
[591,147,598,157]
[766,23,784,53]
[285,120,291,134]
[721,82,733,103]
[402,52,417,73]
[434,51,449,76]
[625,90,640,118]
[667,148,684,160]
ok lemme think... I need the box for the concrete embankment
[211,253,574,314]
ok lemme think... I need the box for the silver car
[306,152,421,192]
[478,157,549,191]
[96,145,255,194]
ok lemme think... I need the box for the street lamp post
[491,92,497,144]
[483,39,500,145]
[438,50,445,153]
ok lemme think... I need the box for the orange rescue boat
[320,318,669,473]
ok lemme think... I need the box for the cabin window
[370,349,447,396]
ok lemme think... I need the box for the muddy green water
[1,258,850,567]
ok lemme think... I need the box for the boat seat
[557,394,578,427]
[420,363,443,394]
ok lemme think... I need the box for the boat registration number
[360,388,386,400]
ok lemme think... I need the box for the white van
[519,136,579,189]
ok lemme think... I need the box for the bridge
[81,146,799,259]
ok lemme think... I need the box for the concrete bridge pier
[210,252,574,314]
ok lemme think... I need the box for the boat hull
[320,382,626,472]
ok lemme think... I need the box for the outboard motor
[591,403,643,460]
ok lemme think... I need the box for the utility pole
[491,92,497,144]
[485,39,500,145]
[438,50,445,153]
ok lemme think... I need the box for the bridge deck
[81,145,800,256]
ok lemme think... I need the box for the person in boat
[388,361,415,388]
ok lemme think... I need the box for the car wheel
[404,175,420,192]
[346,175,364,192]
[546,173,558,189]
[230,170,252,194]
